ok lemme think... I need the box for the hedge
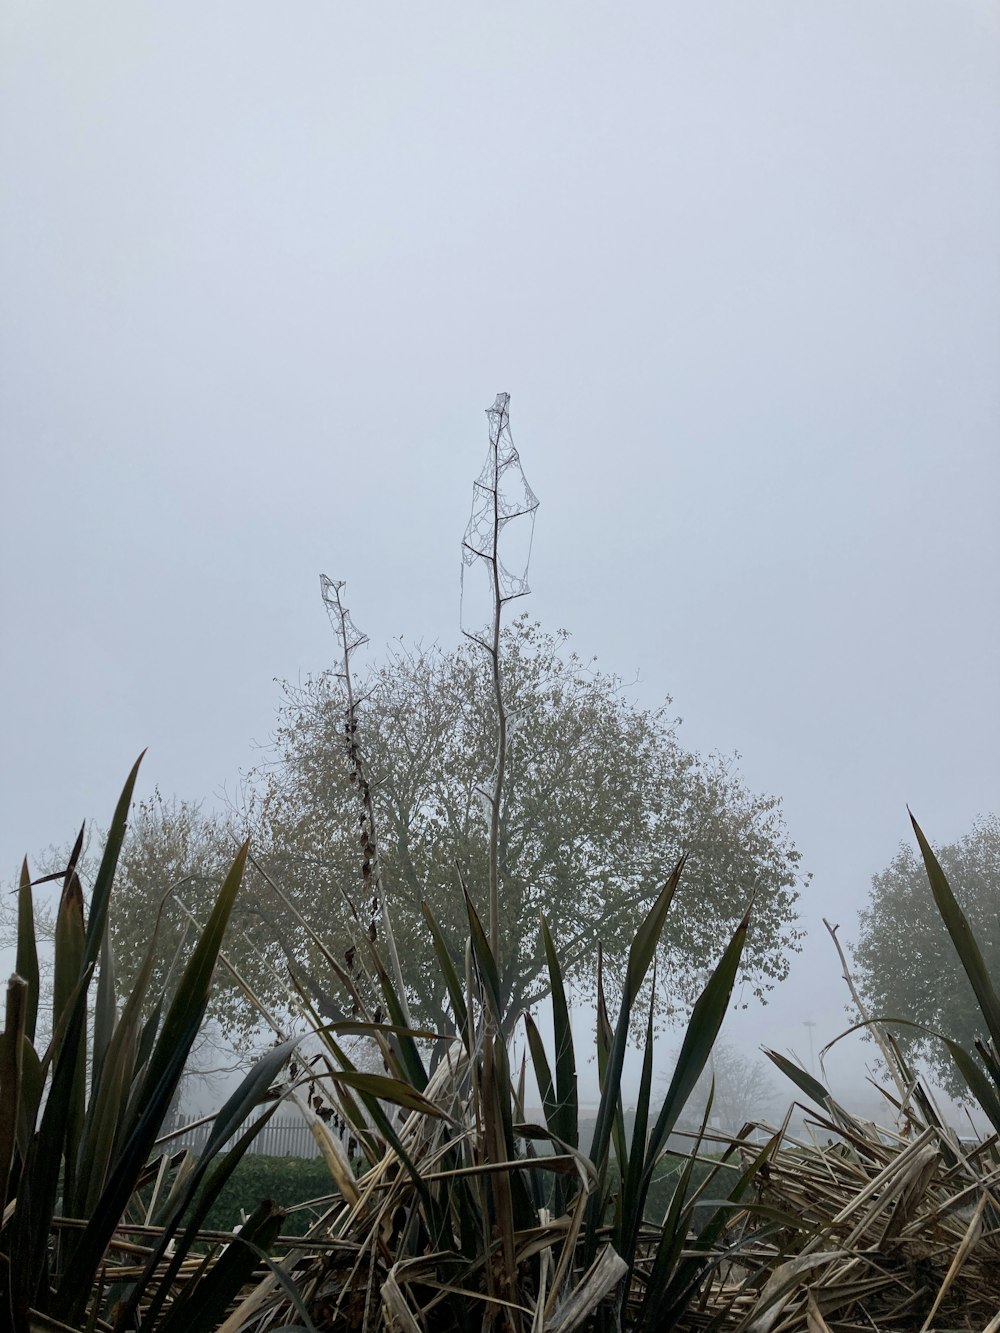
[199,1154,340,1236]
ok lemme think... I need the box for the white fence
[159,1113,325,1159]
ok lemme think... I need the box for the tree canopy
[853,814,1000,1097]
[107,618,805,1040]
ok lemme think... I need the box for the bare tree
[675,1040,779,1134]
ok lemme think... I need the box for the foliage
[6,389,997,1332]
[107,618,805,1040]
[2,795,245,1065]
[216,429,785,1330]
[733,813,1000,1331]
[223,517,770,1324]
[198,1153,335,1236]
[9,777,999,1331]
[853,813,999,1096]
[263,806,1000,1331]
[200,1147,735,1248]
[0,760,295,1333]
[223,857,768,1333]
[112,789,237,983]
[903,813,1000,1131]
[643,1153,742,1234]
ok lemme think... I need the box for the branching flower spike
[461,392,539,644]
[319,574,411,1024]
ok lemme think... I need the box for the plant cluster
[3,397,998,1332]
[192,812,1000,1332]
[5,782,1000,1332]
[0,761,298,1332]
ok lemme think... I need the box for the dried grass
[692,1106,1000,1333]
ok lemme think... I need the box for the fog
[2,3,998,1116]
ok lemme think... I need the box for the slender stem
[488,431,506,969]
[463,393,536,1006]
[824,917,908,1103]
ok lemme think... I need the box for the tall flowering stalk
[320,574,411,1026]
[461,391,539,967]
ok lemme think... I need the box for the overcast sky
[2,2,998,1100]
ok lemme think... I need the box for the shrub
[198,1154,337,1236]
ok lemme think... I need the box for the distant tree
[28,621,801,1053]
[4,798,242,1015]
[105,616,802,1040]
[109,792,236,994]
[102,792,315,1053]
[103,392,806,1043]
[853,815,1000,1098]
[676,1040,780,1135]
[4,800,262,1093]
